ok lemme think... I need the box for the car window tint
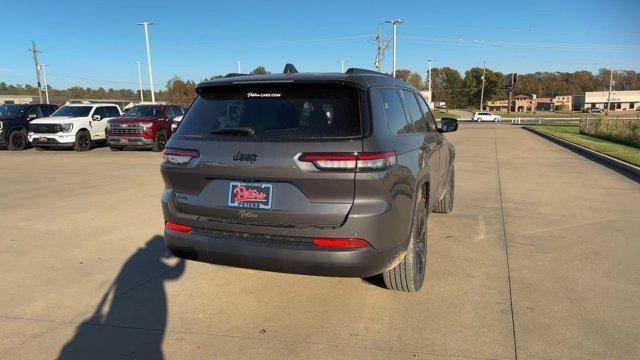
[26,106,44,118]
[177,84,362,141]
[415,94,437,132]
[400,90,425,134]
[93,107,107,118]
[373,88,412,135]
[105,106,120,118]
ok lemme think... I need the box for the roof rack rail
[345,68,389,76]
[224,73,248,78]
[283,63,299,74]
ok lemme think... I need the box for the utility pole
[480,61,486,111]
[427,59,433,104]
[28,41,43,103]
[234,60,244,73]
[606,64,614,114]
[137,22,155,103]
[39,64,50,104]
[373,24,388,72]
[385,19,403,77]
[135,61,144,102]
[339,59,347,72]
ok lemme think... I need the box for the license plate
[228,182,273,209]
[119,138,129,143]
[38,137,48,142]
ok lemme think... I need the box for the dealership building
[574,90,640,111]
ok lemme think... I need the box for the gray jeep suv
[161,66,457,292]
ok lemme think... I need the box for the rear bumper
[164,227,405,278]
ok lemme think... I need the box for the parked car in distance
[583,107,603,113]
[28,103,121,151]
[107,104,184,152]
[0,103,58,150]
[161,67,458,292]
[472,112,501,122]
[171,114,184,133]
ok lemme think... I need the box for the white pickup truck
[28,103,122,151]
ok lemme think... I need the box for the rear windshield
[176,85,362,140]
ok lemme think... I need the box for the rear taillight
[164,148,200,165]
[165,221,192,233]
[298,151,396,171]
[312,238,370,248]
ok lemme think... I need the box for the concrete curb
[523,126,640,180]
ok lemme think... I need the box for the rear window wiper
[209,127,255,137]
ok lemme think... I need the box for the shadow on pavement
[59,236,185,359]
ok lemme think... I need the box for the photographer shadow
[59,236,185,360]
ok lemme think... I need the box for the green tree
[250,66,268,75]
[160,76,197,107]
[407,72,423,89]
[431,67,464,108]
[462,67,505,109]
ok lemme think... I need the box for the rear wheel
[382,193,428,292]
[73,131,91,152]
[433,166,455,214]
[152,131,167,152]
[494,117,499,122]
[8,129,28,151]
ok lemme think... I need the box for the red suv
[107,104,184,151]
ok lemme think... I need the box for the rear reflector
[299,151,396,171]
[312,238,370,248]
[165,221,192,233]
[164,148,200,164]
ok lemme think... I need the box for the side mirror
[438,118,458,133]
[27,114,37,120]
[92,115,102,121]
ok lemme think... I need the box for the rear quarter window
[176,84,362,141]
[371,88,412,135]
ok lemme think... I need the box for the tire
[382,191,428,292]
[7,129,28,151]
[152,131,167,152]
[433,166,455,214]
[494,117,499,122]
[73,131,91,152]
[477,118,481,123]
[110,146,124,151]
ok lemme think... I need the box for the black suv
[0,103,58,150]
[161,66,457,292]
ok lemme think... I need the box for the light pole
[480,61,486,111]
[39,64,50,104]
[135,61,144,102]
[137,21,155,103]
[339,59,348,72]
[427,59,433,104]
[385,19,403,77]
[234,60,244,73]
[606,64,614,114]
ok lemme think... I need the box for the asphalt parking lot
[1,123,638,359]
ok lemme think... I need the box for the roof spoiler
[283,63,299,74]
[345,68,389,76]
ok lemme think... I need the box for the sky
[1,0,639,91]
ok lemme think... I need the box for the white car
[29,103,122,151]
[472,112,501,122]
[171,114,184,133]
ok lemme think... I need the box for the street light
[338,59,348,72]
[135,61,144,102]
[234,60,244,73]
[39,64,50,104]
[385,19,403,77]
[137,21,155,103]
